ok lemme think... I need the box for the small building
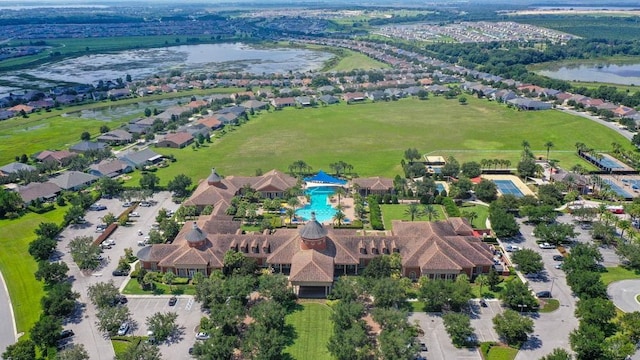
[156,132,194,149]
[240,100,268,111]
[507,98,552,111]
[119,148,163,168]
[342,92,366,103]
[69,141,107,154]
[352,177,395,196]
[88,159,133,178]
[295,96,313,107]
[49,171,99,191]
[35,150,77,166]
[17,181,61,204]
[197,116,223,130]
[318,95,339,105]
[271,97,296,109]
[0,162,37,177]
[97,129,133,145]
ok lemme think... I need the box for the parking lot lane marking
[185,298,194,311]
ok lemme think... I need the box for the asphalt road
[609,280,640,313]
[555,106,635,141]
[0,270,16,354]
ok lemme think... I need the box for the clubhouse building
[137,169,494,296]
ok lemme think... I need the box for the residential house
[342,92,366,103]
[35,150,77,166]
[17,181,61,204]
[0,162,36,177]
[217,106,246,118]
[367,90,386,101]
[69,141,107,154]
[0,110,15,120]
[197,116,223,130]
[118,148,163,168]
[492,90,517,102]
[8,104,34,114]
[318,95,339,105]
[49,171,99,191]
[507,98,552,110]
[614,106,637,118]
[295,96,313,107]
[88,159,133,178]
[271,97,296,109]
[97,129,133,145]
[107,88,131,99]
[317,85,335,94]
[352,177,395,197]
[156,132,194,149]
[240,100,268,111]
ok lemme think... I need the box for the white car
[129,212,140,218]
[117,322,130,336]
[539,242,555,249]
[196,332,210,340]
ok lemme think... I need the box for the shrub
[368,196,384,230]
[442,197,461,217]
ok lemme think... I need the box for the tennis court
[583,153,631,171]
[603,179,633,199]
[493,179,525,198]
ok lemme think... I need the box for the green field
[327,50,389,71]
[601,266,640,286]
[0,205,68,334]
[141,96,631,184]
[458,204,489,229]
[514,16,640,41]
[380,204,447,230]
[285,302,333,360]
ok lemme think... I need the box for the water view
[538,63,640,85]
[296,187,339,224]
[22,43,333,86]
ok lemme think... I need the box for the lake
[538,63,640,85]
[20,43,333,86]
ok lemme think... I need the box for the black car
[419,342,427,351]
[536,291,552,298]
[188,347,194,355]
[479,299,488,307]
[553,255,564,261]
[168,296,177,306]
[112,269,129,277]
[59,329,74,339]
[118,295,128,304]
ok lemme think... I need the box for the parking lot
[56,191,182,360]
[125,295,204,358]
[409,300,503,360]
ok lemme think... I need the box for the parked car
[539,242,555,249]
[122,202,132,207]
[419,342,427,351]
[138,230,144,236]
[168,296,177,306]
[118,295,128,304]
[140,201,152,207]
[479,299,488,307]
[580,223,593,230]
[59,329,74,340]
[117,322,130,336]
[89,204,107,211]
[536,291,552,298]
[129,212,140,217]
[112,269,129,277]
[196,332,210,340]
[553,255,564,261]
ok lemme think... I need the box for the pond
[537,63,640,85]
[62,96,195,121]
[22,43,333,85]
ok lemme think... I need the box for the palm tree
[333,209,346,227]
[618,219,632,242]
[461,210,478,227]
[405,203,422,221]
[287,197,300,212]
[504,159,511,169]
[480,159,488,170]
[612,142,622,155]
[422,204,439,222]
[335,187,346,206]
[544,141,554,161]
[521,140,530,151]
[475,274,488,297]
[575,142,586,154]
[285,207,296,224]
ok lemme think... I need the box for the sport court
[601,175,640,199]
[482,174,535,198]
[582,152,634,172]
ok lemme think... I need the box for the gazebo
[303,170,347,188]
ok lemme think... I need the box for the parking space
[124,296,204,358]
[410,311,487,360]
[54,191,183,360]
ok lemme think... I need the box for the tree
[422,204,439,221]
[493,309,534,346]
[35,260,69,285]
[102,212,117,226]
[328,322,370,360]
[99,125,110,134]
[88,281,121,309]
[517,157,537,178]
[162,271,176,291]
[534,222,577,246]
[474,179,498,202]
[28,236,57,261]
[511,249,544,274]
[461,210,479,227]
[97,177,123,198]
[371,277,406,308]
[619,311,640,344]
[259,274,296,310]
[363,255,395,279]
[41,282,79,318]
[146,312,179,342]
[2,339,36,360]
[56,344,90,360]
[489,208,520,238]
[68,236,101,270]
[167,174,193,198]
[461,161,482,178]
[458,96,467,105]
[545,141,554,161]
[487,267,502,291]
[500,279,538,311]
[404,203,422,221]
[539,348,572,360]
[570,322,606,360]
[192,327,236,360]
[223,250,257,276]
[243,301,289,360]
[115,341,161,360]
[140,173,160,192]
[30,314,61,349]
[35,222,60,239]
[441,156,460,178]
[64,205,85,225]
[80,131,90,141]
[443,312,475,347]
[575,297,616,328]
[419,277,473,312]
[96,305,131,336]
[144,108,152,117]
[404,148,421,162]
[521,205,558,224]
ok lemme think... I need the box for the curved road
[609,280,640,313]
[555,107,634,141]
[0,270,17,354]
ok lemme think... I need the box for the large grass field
[328,50,389,71]
[284,302,333,360]
[0,205,68,334]
[142,96,632,184]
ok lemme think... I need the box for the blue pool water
[493,179,524,198]
[296,187,339,223]
[436,183,445,193]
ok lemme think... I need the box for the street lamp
[550,277,556,295]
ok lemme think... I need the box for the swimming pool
[295,187,339,223]
[493,179,525,198]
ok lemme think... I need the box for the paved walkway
[0,270,17,354]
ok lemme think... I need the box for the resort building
[139,169,494,296]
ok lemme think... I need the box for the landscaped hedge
[334,220,363,229]
[27,204,55,214]
[442,197,461,217]
[368,195,384,230]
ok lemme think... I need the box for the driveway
[500,217,579,360]
[56,192,180,359]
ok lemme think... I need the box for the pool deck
[481,174,536,197]
[286,194,356,226]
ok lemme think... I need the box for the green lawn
[380,204,446,230]
[539,298,560,313]
[485,344,519,360]
[471,275,516,299]
[0,205,68,334]
[459,203,489,229]
[601,266,640,286]
[328,50,389,71]
[121,278,196,296]
[135,96,631,185]
[284,302,333,360]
